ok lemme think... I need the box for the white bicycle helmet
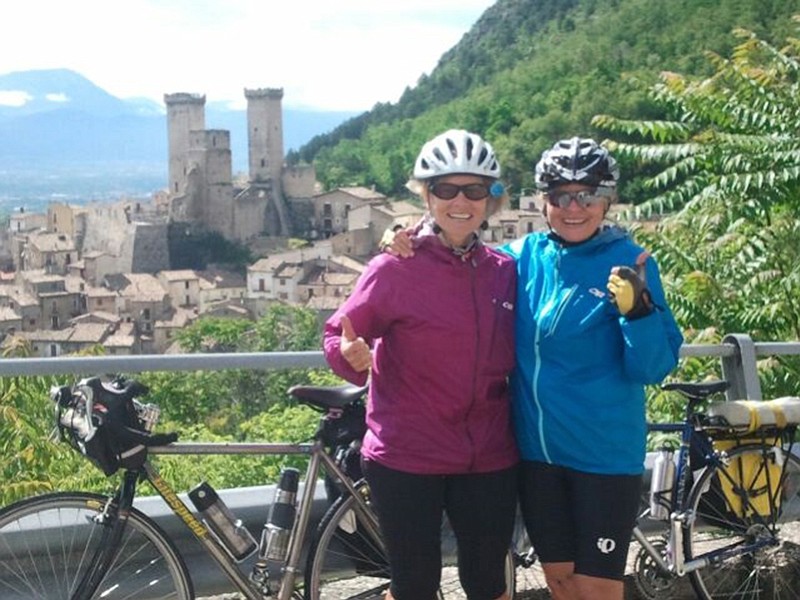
[535,137,619,190]
[413,129,501,180]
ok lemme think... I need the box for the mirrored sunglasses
[546,190,610,209]
[430,182,490,201]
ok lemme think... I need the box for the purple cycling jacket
[323,235,518,475]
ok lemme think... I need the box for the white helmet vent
[414,129,501,180]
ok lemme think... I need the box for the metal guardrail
[2,335,796,399]
[3,335,800,595]
[0,350,327,376]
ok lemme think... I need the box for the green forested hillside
[290,0,800,201]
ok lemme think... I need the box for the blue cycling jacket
[501,226,683,475]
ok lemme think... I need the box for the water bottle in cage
[260,467,300,563]
[649,447,676,520]
[188,482,257,560]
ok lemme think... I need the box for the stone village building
[0,187,550,357]
[0,83,574,357]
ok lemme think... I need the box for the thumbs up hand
[607,255,653,320]
[340,314,372,372]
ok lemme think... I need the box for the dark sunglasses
[546,190,610,209]
[429,182,490,201]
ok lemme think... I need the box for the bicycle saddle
[662,380,729,399]
[288,383,368,410]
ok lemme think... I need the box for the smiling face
[544,183,609,243]
[425,174,489,247]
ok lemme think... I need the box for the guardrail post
[721,333,762,401]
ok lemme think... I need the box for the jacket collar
[547,224,628,253]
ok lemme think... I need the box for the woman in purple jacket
[323,129,518,600]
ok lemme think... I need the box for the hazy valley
[0,68,357,212]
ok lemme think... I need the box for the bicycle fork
[69,472,139,600]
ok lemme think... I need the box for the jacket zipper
[532,319,552,463]
[466,254,480,471]
[533,245,566,463]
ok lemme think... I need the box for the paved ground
[197,541,703,599]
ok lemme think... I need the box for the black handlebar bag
[55,380,160,476]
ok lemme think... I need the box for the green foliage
[595,18,800,425]
[140,305,327,431]
[1,306,349,505]
[142,404,321,494]
[0,374,114,506]
[0,345,127,505]
[298,0,800,201]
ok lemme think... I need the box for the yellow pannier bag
[713,437,782,519]
[706,397,800,519]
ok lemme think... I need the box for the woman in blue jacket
[503,138,683,600]
[387,137,683,600]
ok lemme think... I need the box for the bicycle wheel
[684,444,800,600]
[0,492,193,600]
[305,485,515,599]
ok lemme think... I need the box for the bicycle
[631,380,800,600]
[0,376,518,600]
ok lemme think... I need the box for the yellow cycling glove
[607,266,653,319]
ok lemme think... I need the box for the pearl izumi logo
[596,537,616,554]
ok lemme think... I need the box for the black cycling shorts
[518,460,641,580]
[363,459,518,600]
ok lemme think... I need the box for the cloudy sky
[0,0,496,112]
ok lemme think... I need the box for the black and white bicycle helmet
[413,129,501,180]
[535,137,619,190]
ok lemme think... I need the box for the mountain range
[0,69,357,207]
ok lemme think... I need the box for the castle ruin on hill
[164,88,317,243]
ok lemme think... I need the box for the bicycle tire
[0,491,193,600]
[684,444,800,600]
[304,484,515,600]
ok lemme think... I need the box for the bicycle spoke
[686,446,800,600]
[0,493,192,600]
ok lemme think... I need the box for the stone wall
[282,164,317,198]
[82,205,169,274]
[130,223,170,274]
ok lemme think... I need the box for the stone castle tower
[164,88,293,241]
[164,93,205,197]
[246,88,284,184]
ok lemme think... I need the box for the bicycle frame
[632,418,711,577]
[91,440,381,600]
[633,411,793,579]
